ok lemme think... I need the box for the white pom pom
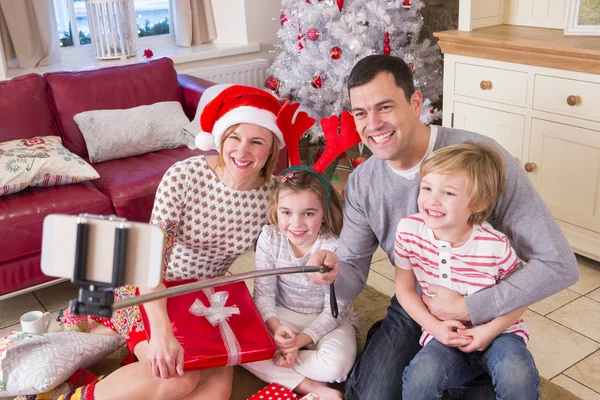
[195,132,216,151]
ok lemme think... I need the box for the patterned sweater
[253,225,357,344]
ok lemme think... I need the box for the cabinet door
[453,102,525,161]
[528,119,600,234]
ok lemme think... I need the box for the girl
[244,167,357,400]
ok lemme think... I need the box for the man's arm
[333,171,379,302]
[466,144,578,324]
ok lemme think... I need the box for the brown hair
[347,55,415,102]
[267,170,344,237]
[420,142,506,225]
[217,124,280,182]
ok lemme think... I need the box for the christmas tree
[266,0,443,142]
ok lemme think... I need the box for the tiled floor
[2,251,600,398]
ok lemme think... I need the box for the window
[54,0,172,49]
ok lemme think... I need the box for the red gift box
[249,383,298,399]
[141,280,276,370]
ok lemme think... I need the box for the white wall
[245,0,281,45]
[0,35,7,81]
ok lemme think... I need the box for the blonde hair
[420,142,505,226]
[217,124,281,182]
[267,170,344,237]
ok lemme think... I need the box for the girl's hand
[274,349,297,368]
[457,324,498,353]
[146,331,185,379]
[273,324,297,352]
[307,250,339,285]
[430,320,473,348]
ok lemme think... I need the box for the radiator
[182,58,271,88]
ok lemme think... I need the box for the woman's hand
[146,330,185,379]
[430,320,473,348]
[273,324,298,352]
[307,250,339,285]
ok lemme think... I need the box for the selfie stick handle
[114,265,323,310]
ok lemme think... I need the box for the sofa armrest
[177,75,215,120]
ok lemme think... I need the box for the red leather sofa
[0,58,287,298]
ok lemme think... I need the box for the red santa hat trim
[196,85,285,151]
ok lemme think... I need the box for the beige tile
[552,374,600,400]
[547,297,600,342]
[565,350,600,394]
[523,310,600,379]
[0,310,61,337]
[34,281,80,312]
[587,288,600,303]
[570,262,600,295]
[366,270,395,297]
[370,258,395,281]
[0,322,20,338]
[0,293,44,328]
[528,289,581,316]
[228,251,256,275]
[372,246,389,263]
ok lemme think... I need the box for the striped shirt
[253,225,357,344]
[394,214,529,346]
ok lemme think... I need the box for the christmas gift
[249,383,297,399]
[141,280,276,370]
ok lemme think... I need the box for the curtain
[172,0,217,47]
[0,0,60,69]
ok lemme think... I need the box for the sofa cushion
[92,147,207,222]
[45,58,183,159]
[0,74,59,143]
[0,182,114,266]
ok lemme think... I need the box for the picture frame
[565,0,600,36]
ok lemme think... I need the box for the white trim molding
[565,0,600,36]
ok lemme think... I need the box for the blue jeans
[403,333,540,400]
[344,295,497,400]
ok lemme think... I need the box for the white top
[394,214,529,346]
[253,225,357,343]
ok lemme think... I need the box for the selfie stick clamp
[69,214,128,319]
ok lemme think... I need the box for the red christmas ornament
[307,27,320,41]
[264,75,280,92]
[337,0,344,11]
[143,48,153,58]
[352,154,368,168]
[311,75,323,89]
[430,109,435,114]
[383,32,391,56]
[402,0,412,8]
[298,33,305,52]
[280,12,288,26]
[330,46,342,60]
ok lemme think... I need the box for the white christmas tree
[266,0,443,141]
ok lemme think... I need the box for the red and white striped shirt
[394,214,529,346]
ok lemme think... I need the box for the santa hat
[195,85,286,151]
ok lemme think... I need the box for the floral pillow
[0,136,99,196]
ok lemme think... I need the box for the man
[335,55,579,399]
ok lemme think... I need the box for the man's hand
[429,320,473,348]
[457,324,498,353]
[307,250,339,285]
[423,284,471,321]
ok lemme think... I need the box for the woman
[69,85,338,400]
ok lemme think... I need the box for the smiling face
[418,171,475,246]
[276,189,324,257]
[219,123,275,190]
[350,71,425,170]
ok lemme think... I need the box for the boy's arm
[458,306,527,353]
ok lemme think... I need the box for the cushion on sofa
[45,58,183,159]
[0,74,60,143]
[91,147,207,222]
[74,102,189,163]
[0,136,100,196]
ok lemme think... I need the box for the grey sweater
[335,125,579,325]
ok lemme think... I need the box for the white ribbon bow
[189,289,242,366]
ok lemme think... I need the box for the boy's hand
[273,324,298,352]
[457,324,498,353]
[307,250,339,285]
[430,320,473,348]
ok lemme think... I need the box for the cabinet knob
[524,162,537,173]
[480,80,493,90]
[567,95,581,106]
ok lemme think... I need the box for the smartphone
[41,214,164,288]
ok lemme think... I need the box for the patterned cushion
[0,331,123,396]
[0,136,99,196]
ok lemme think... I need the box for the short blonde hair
[267,170,344,237]
[420,142,505,226]
[217,124,281,183]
